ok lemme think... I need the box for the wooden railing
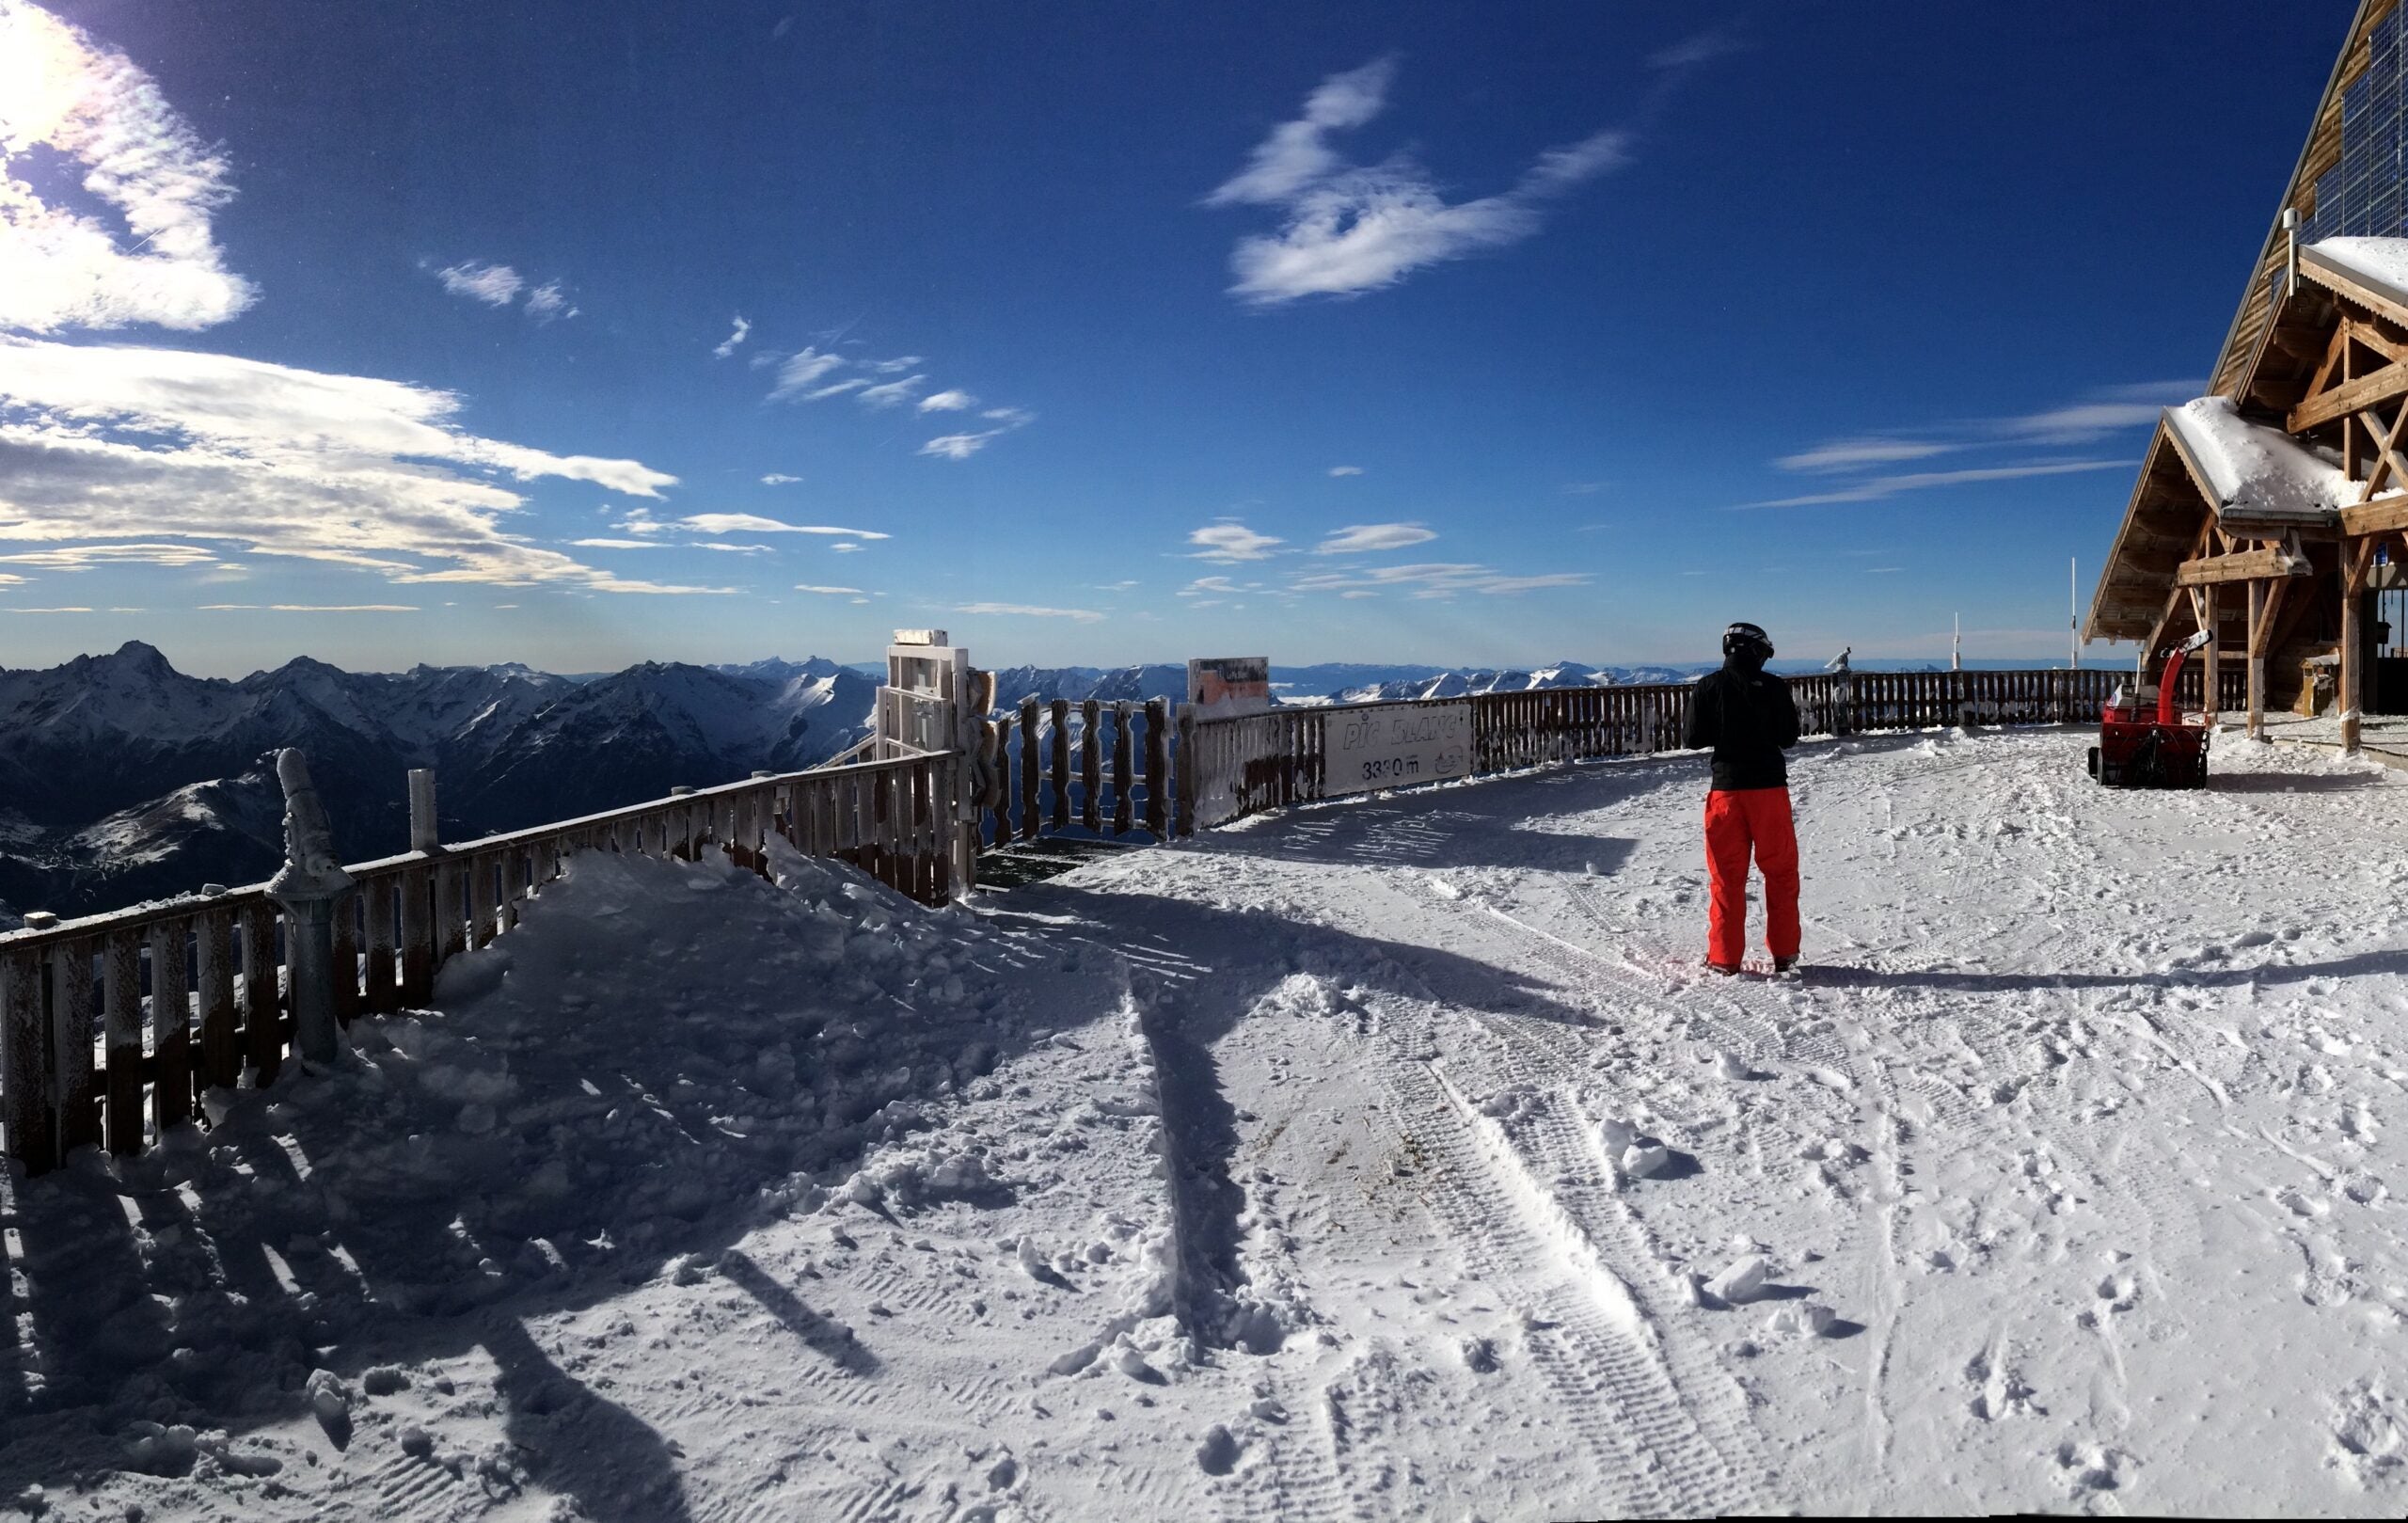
[1190,669,2125,830]
[976,697,1176,849]
[0,751,956,1174]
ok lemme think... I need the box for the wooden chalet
[2087,0,2408,751]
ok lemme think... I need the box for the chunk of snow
[1707,1255,1770,1305]
[2166,395,2352,524]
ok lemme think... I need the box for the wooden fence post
[1176,707,1196,837]
[150,918,192,1136]
[1081,698,1102,832]
[1113,701,1134,834]
[198,905,238,1093]
[1144,699,1169,837]
[54,938,98,1153]
[241,902,282,1086]
[1020,698,1041,842]
[3,948,55,1173]
[1051,700,1072,831]
[103,930,143,1155]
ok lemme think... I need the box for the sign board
[1187,656,1271,720]
[1324,702,1472,796]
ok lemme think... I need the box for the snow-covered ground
[3,727,2406,1519]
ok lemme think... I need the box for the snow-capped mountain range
[0,643,877,920]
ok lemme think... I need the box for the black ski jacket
[1683,659,1799,791]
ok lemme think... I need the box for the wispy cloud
[955,601,1104,623]
[0,1,257,333]
[714,315,752,357]
[0,542,217,569]
[1286,562,1588,598]
[198,603,419,612]
[768,347,847,401]
[1317,522,1434,554]
[1741,459,2130,508]
[918,406,1036,461]
[694,542,773,555]
[677,513,890,538]
[863,356,923,374]
[436,261,524,307]
[2,605,92,612]
[0,337,724,594]
[1206,57,1630,304]
[759,472,801,485]
[1189,521,1284,561]
[1775,437,1955,473]
[795,583,863,595]
[856,374,925,408]
[569,538,661,549]
[918,389,976,412]
[1648,25,1749,71]
[522,279,574,321]
[1327,465,1364,477]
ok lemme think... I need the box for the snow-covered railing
[1186,669,2131,832]
[0,750,958,1175]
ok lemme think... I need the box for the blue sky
[0,0,2356,675]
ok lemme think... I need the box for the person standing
[1682,622,1801,975]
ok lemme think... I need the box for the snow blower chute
[2088,628,2210,789]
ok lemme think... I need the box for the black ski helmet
[1722,621,1774,661]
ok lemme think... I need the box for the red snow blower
[2088,628,2210,789]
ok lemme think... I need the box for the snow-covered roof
[2162,395,2351,525]
[2304,236,2408,319]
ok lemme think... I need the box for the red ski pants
[1704,786,1799,968]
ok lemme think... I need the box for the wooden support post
[1081,698,1102,832]
[1144,699,1169,837]
[2344,536,2377,753]
[1019,698,1041,842]
[1050,700,1071,831]
[1112,701,1134,835]
[399,864,433,1004]
[2199,581,2220,728]
[103,930,143,1156]
[241,902,281,1086]
[198,906,238,1092]
[3,948,55,1173]
[1176,707,1196,837]
[2247,579,2267,738]
[53,938,97,1153]
[150,917,192,1135]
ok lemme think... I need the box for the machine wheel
[2087,745,2100,779]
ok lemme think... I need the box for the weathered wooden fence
[1189,669,2129,829]
[0,751,956,1173]
[975,697,1177,849]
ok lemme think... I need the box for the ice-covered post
[268,749,354,1066]
[407,768,438,852]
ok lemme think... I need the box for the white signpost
[1323,702,1473,796]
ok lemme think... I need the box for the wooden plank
[54,938,98,1154]
[1081,699,1102,832]
[1176,708,1196,836]
[3,947,56,1173]
[364,876,396,1012]
[103,930,144,1156]
[330,888,360,1025]
[197,906,239,1092]
[435,854,465,963]
[2289,355,2408,433]
[242,902,282,1087]
[2341,493,2408,538]
[150,917,192,1136]
[399,863,433,1004]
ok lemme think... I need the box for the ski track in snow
[4,727,2408,1517]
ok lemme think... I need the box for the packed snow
[2166,395,2353,523]
[2310,236,2408,318]
[3,727,2406,1518]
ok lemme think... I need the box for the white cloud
[0,572,23,585]
[919,430,1002,461]
[982,406,1034,425]
[768,347,846,401]
[1188,521,1283,561]
[695,542,774,554]
[954,601,1104,623]
[1327,465,1364,477]
[830,542,862,553]
[794,583,863,595]
[569,538,661,549]
[1775,437,1955,473]
[803,378,868,400]
[714,315,752,357]
[863,355,923,373]
[1286,561,1587,597]
[199,602,418,612]
[0,1,258,333]
[522,279,573,321]
[437,261,523,307]
[856,374,925,408]
[676,513,889,538]
[1648,26,1748,71]
[2,605,90,612]
[918,389,977,412]
[0,541,216,568]
[0,337,726,594]
[1741,459,2131,508]
[1207,59,1628,304]
[1317,522,1434,554]
[1999,403,2167,445]
[759,472,801,484]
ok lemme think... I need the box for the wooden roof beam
[2289,356,2408,433]
[2174,546,2313,586]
